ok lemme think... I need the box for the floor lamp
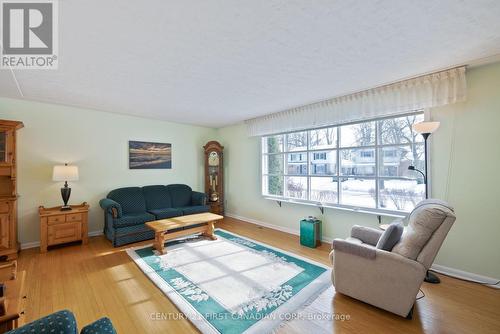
[408,121,441,283]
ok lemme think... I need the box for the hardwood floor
[17,217,500,333]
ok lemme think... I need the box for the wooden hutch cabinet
[0,120,23,260]
[203,141,224,215]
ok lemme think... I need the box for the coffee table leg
[203,221,217,240]
[155,232,166,254]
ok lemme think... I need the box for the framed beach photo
[129,141,172,169]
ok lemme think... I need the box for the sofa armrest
[332,238,376,259]
[80,317,117,334]
[99,198,122,218]
[6,310,77,334]
[351,225,383,246]
[191,191,207,206]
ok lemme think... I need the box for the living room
[0,1,499,334]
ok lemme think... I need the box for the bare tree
[354,123,374,146]
[310,128,336,147]
[378,116,424,174]
[287,179,304,198]
[325,128,335,145]
[287,132,307,150]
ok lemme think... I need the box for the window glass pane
[379,179,425,211]
[287,153,307,175]
[286,131,307,151]
[285,176,308,200]
[263,175,284,196]
[340,148,375,177]
[261,112,426,213]
[262,135,283,154]
[340,178,376,208]
[309,150,336,175]
[379,145,425,177]
[379,114,424,145]
[340,122,375,147]
[262,154,283,175]
[309,127,337,149]
[310,177,338,203]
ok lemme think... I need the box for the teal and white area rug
[127,229,331,334]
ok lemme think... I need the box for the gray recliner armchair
[330,199,456,318]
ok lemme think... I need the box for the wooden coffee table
[146,212,223,254]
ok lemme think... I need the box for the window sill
[263,196,407,218]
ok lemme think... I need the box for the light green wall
[0,98,217,245]
[1,63,499,278]
[217,62,500,278]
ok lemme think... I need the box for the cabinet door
[48,222,81,245]
[0,214,9,249]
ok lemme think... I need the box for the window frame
[261,110,427,217]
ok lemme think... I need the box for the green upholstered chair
[100,184,209,246]
[6,310,116,334]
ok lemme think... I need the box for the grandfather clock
[204,141,224,215]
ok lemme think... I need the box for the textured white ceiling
[1,0,500,127]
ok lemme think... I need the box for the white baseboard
[431,264,500,289]
[20,230,104,250]
[88,230,104,237]
[226,212,500,289]
[20,241,41,250]
[225,212,334,243]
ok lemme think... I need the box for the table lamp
[52,163,79,211]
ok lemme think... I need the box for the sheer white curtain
[245,66,466,136]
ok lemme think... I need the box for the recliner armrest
[191,191,207,206]
[351,225,383,246]
[99,198,122,218]
[332,238,376,259]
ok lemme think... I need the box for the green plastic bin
[300,217,322,248]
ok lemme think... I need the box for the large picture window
[261,112,426,213]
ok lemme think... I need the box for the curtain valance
[245,66,466,136]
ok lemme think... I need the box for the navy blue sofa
[99,184,208,246]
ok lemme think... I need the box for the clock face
[208,151,219,166]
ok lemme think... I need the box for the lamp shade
[52,165,79,182]
[412,121,440,134]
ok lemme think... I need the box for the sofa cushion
[167,184,193,207]
[179,205,210,215]
[148,208,183,220]
[107,187,146,214]
[191,191,207,206]
[143,185,172,210]
[392,202,449,260]
[113,212,155,228]
[376,221,404,251]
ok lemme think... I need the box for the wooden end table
[146,212,223,255]
[39,202,89,253]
